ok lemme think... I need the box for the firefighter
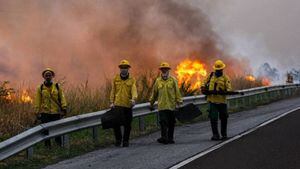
[286,73,294,84]
[110,60,138,147]
[150,62,182,144]
[35,68,67,148]
[201,60,232,141]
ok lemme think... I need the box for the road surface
[180,109,300,169]
[44,96,300,169]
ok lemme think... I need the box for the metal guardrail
[0,84,300,161]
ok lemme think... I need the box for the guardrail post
[139,116,146,132]
[62,135,70,149]
[231,99,235,110]
[156,112,160,127]
[26,147,34,159]
[92,126,99,143]
[238,97,245,109]
[227,100,232,109]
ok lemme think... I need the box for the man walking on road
[35,68,68,148]
[150,62,182,144]
[110,60,138,147]
[201,60,232,141]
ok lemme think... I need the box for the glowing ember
[245,75,256,82]
[175,59,208,90]
[5,92,12,101]
[262,77,271,86]
[20,90,33,103]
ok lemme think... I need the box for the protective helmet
[119,60,131,68]
[159,62,171,70]
[213,60,226,70]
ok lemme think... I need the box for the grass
[0,74,268,168]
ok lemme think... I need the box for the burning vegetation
[175,58,272,94]
[176,59,208,91]
[0,81,33,104]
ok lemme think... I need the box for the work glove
[36,113,42,120]
[176,102,183,110]
[131,99,136,107]
[110,103,115,109]
[149,105,155,111]
[201,87,209,95]
[61,109,67,117]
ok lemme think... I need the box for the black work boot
[157,123,168,144]
[221,118,228,140]
[113,126,122,147]
[167,124,175,144]
[210,119,220,141]
[122,141,129,147]
[115,140,122,147]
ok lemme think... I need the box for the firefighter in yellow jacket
[150,62,182,144]
[110,60,138,147]
[34,68,67,148]
[201,60,232,141]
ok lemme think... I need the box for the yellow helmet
[119,59,131,68]
[213,60,226,70]
[159,62,171,69]
[42,68,55,77]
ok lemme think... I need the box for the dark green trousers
[208,103,228,137]
[159,110,176,141]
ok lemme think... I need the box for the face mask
[120,69,129,77]
[44,73,53,86]
[215,70,223,77]
[44,79,53,86]
[161,71,169,80]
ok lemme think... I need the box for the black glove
[61,109,67,117]
[201,87,209,95]
[36,113,42,120]
[149,105,155,111]
[239,92,245,95]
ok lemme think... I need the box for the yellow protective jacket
[110,75,138,108]
[149,76,183,111]
[34,83,67,114]
[201,73,232,104]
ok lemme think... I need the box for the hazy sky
[0,0,299,85]
[192,0,300,72]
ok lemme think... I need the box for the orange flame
[20,90,33,103]
[245,75,256,82]
[175,59,208,90]
[5,92,12,101]
[245,74,271,86]
[262,78,271,86]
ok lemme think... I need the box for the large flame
[175,59,208,90]
[2,89,33,103]
[20,90,33,103]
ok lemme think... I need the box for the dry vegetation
[0,74,265,141]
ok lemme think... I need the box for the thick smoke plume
[258,63,280,82]
[0,0,249,86]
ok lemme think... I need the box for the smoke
[288,69,300,83]
[193,0,300,74]
[0,0,249,86]
[257,63,280,82]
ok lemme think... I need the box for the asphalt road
[181,109,300,169]
[44,97,300,169]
